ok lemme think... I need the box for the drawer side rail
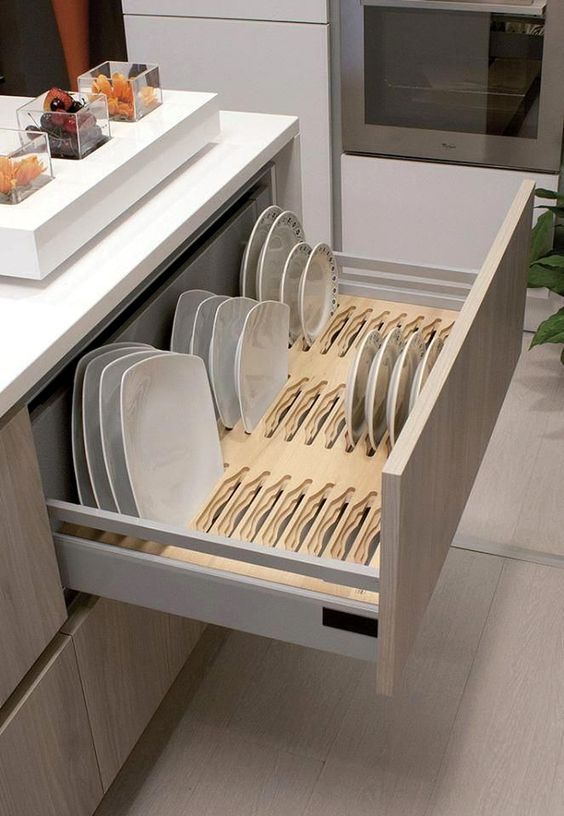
[48,500,380,593]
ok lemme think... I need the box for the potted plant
[528,188,564,364]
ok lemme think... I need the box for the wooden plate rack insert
[77,294,457,608]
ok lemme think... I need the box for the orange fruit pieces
[0,155,45,198]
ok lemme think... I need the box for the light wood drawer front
[63,596,204,791]
[378,181,534,693]
[0,409,66,708]
[0,635,103,816]
[42,181,533,696]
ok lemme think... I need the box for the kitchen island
[0,101,300,816]
[0,98,300,418]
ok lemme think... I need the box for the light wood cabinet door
[0,408,66,707]
[63,596,204,790]
[0,634,103,816]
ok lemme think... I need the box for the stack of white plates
[72,345,223,524]
[173,291,290,434]
[240,206,338,348]
[170,277,292,433]
[344,327,444,450]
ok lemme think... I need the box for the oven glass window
[364,8,544,138]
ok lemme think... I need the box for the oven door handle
[359,0,546,17]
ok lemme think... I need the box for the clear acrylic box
[16,91,110,160]
[0,128,53,204]
[78,61,162,122]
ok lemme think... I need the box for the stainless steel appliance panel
[341,0,564,171]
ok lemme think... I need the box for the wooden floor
[455,336,564,565]
[94,339,564,816]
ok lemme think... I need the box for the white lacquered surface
[1,91,220,280]
[0,105,299,418]
[122,0,329,23]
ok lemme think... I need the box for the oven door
[340,0,564,171]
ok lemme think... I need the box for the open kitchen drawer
[33,177,533,696]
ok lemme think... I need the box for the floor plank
[455,339,563,559]
[184,630,271,730]
[304,548,502,816]
[227,639,365,760]
[179,734,322,816]
[427,559,564,816]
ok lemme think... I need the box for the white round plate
[72,342,151,507]
[344,329,382,445]
[170,289,214,353]
[120,353,224,526]
[257,210,305,302]
[190,294,230,377]
[82,345,155,510]
[386,330,426,447]
[409,334,444,412]
[365,327,403,450]
[298,243,338,348]
[280,242,312,342]
[236,300,290,433]
[240,205,282,298]
[209,296,257,429]
[100,349,167,516]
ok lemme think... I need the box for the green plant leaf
[530,211,554,264]
[536,189,564,202]
[535,205,564,217]
[528,264,564,294]
[530,307,564,348]
[533,255,564,268]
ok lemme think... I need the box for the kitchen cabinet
[0,408,66,708]
[122,0,329,22]
[0,634,103,816]
[0,105,302,816]
[124,13,332,244]
[62,596,204,791]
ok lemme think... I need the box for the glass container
[78,61,162,122]
[0,128,53,204]
[17,91,110,160]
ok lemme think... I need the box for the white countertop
[0,106,298,417]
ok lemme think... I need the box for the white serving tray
[0,90,220,280]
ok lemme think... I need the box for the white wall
[342,154,558,271]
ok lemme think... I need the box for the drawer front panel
[0,409,66,708]
[55,533,378,662]
[63,596,204,791]
[0,635,103,816]
[378,181,535,694]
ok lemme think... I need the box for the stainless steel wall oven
[340,0,564,171]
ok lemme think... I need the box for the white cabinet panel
[125,15,332,244]
[341,155,558,330]
[341,154,557,271]
[123,0,329,23]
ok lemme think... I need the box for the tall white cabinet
[123,1,332,244]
